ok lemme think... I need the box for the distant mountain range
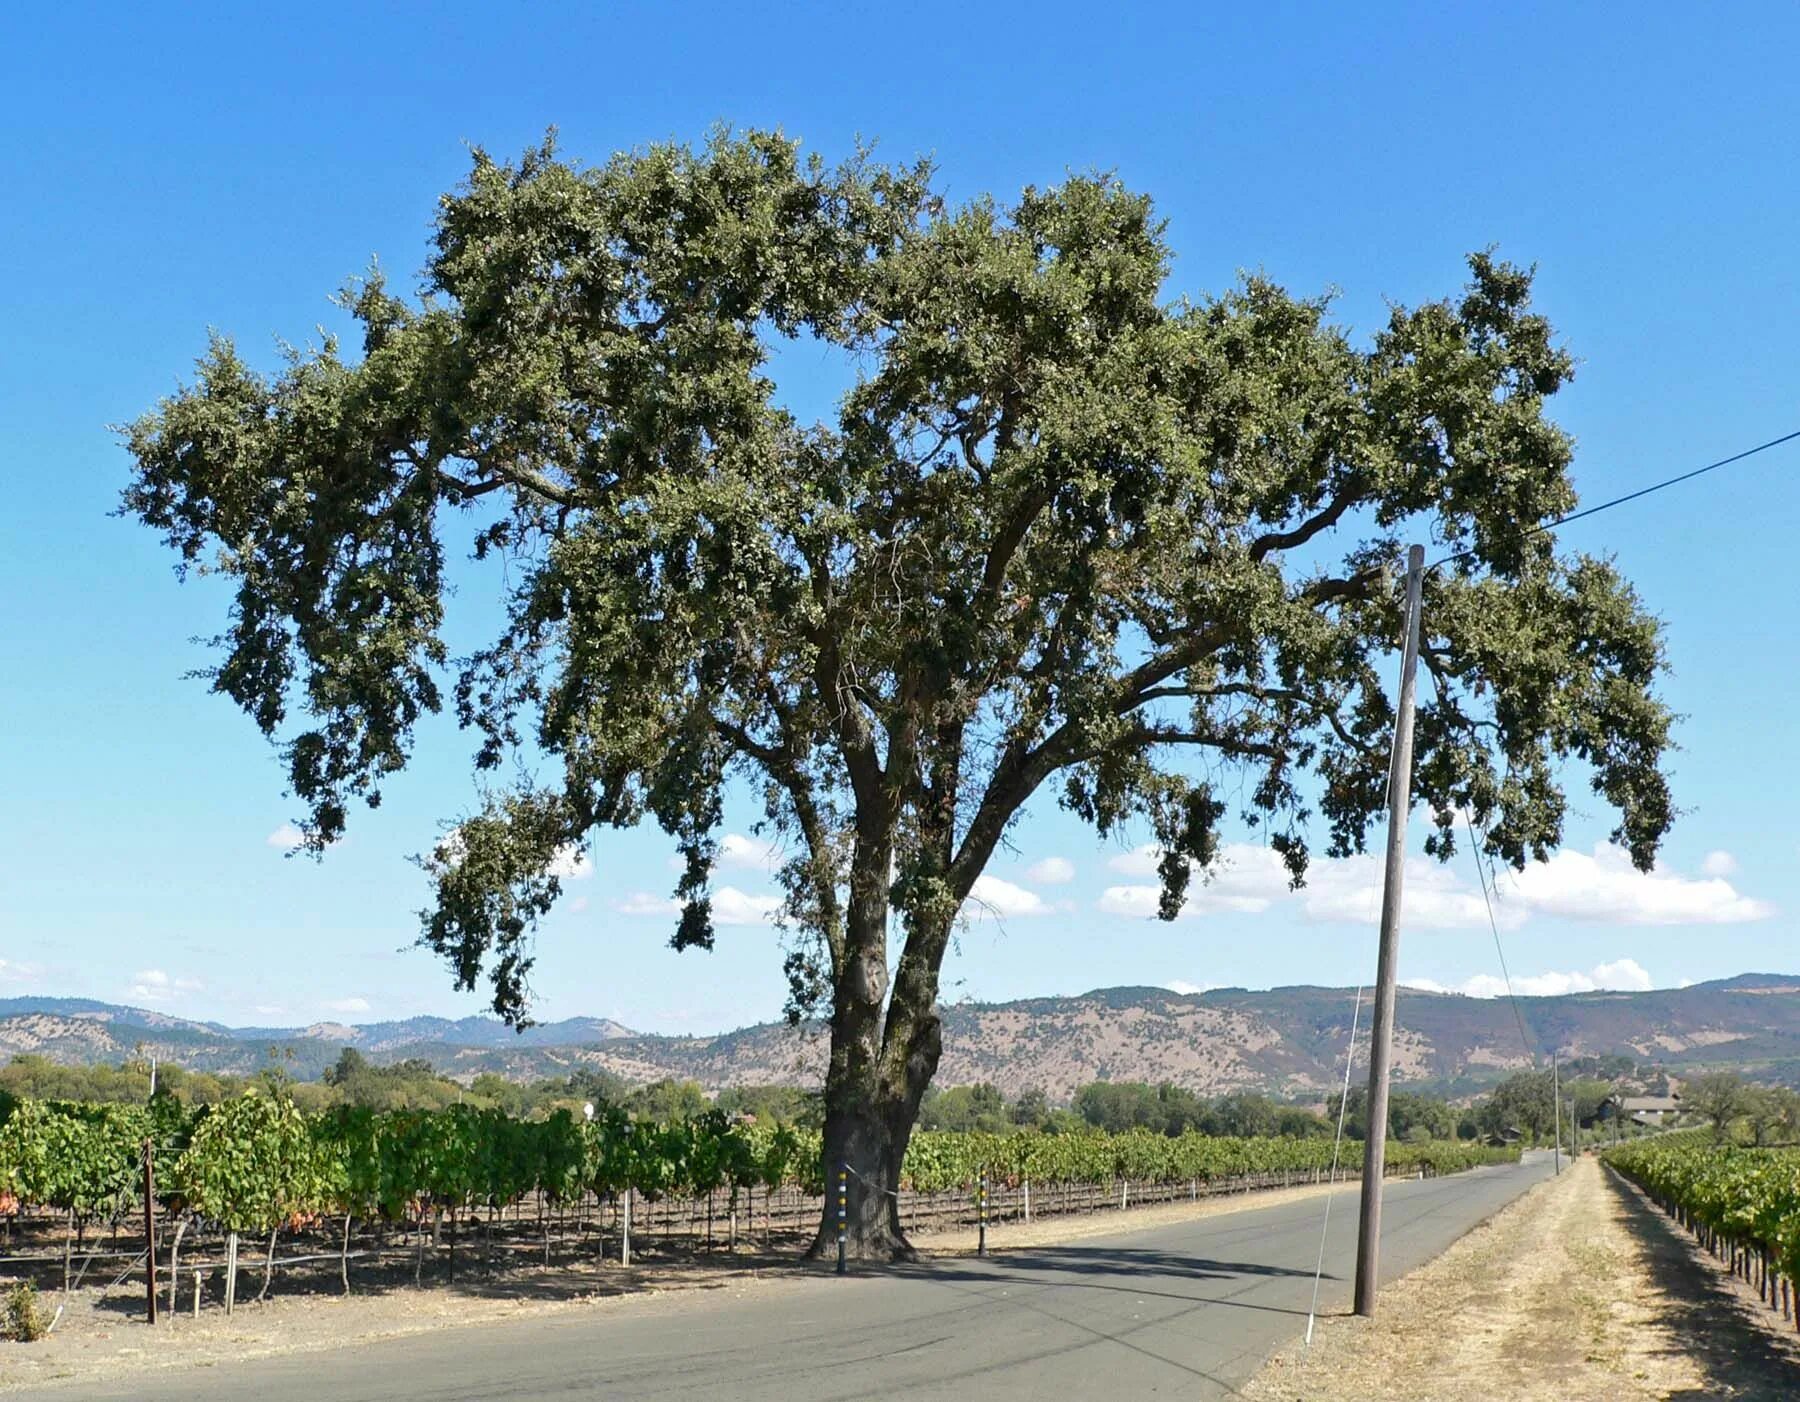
[5,974,1800,1099]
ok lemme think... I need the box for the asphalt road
[37,1152,1555,1401]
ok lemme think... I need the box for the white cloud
[712,887,782,925]
[1700,850,1739,878]
[1100,883,1274,918]
[1501,844,1772,926]
[1096,886,1159,917]
[1099,844,1293,918]
[1101,843,1358,921]
[1300,853,1513,930]
[1594,957,1656,989]
[616,886,780,926]
[968,875,1053,919]
[547,843,593,880]
[324,996,371,1015]
[1098,840,1771,931]
[1024,857,1076,886]
[719,833,785,873]
[267,822,306,850]
[128,969,203,1004]
[616,891,679,917]
[1164,980,1215,996]
[567,895,591,915]
[1108,846,1161,877]
[1406,958,1655,999]
[268,821,338,852]
[0,960,41,986]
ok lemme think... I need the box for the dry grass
[1247,1155,1800,1401]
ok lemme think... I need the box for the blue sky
[3,4,1797,1036]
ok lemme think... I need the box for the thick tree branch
[970,483,1054,624]
[1126,682,1304,709]
[801,556,887,818]
[1112,724,1285,763]
[1249,478,1361,560]
[1300,565,1386,607]
[431,450,580,510]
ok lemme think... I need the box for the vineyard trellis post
[141,1137,157,1325]
[166,1216,187,1315]
[257,1225,277,1302]
[224,1231,238,1316]
[1353,542,1426,1320]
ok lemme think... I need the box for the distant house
[1617,1093,1681,1127]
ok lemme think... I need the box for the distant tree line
[0,1050,825,1128]
[1681,1071,1800,1144]
[910,1079,1489,1141]
[10,1051,1796,1148]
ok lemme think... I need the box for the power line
[1407,426,1800,1054]
[1463,808,1536,1069]
[1433,425,1800,570]
[1306,981,1364,1347]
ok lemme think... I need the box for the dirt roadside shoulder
[0,1174,1360,1393]
[1246,1154,1800,1401]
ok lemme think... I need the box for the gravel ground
[1247,1154,1800,1401]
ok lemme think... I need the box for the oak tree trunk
[805,887,948,1261]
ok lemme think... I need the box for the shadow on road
[82,1230,830,1318]
[894,1242,1324,1319]
[1607,1169,1800,1401]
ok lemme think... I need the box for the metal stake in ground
[835,1165,847,1276]
[977,1173,988,1257]
[1353,543,1426,1320]
[224,1231,238,1317]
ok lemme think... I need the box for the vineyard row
[0,1092,1521,1233]
[1604,1132,1800,1332]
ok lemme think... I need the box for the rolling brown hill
[4,975,1799,1098]
[530,975,1800,1099]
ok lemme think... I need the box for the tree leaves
[122,130,1674,1073]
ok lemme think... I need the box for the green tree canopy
[918,1082,1010,1133]
[625,1079,711,1123]
[1684,1071,1751,1140]
[1473,1069,1557,1142]
[122,130,1674,1256]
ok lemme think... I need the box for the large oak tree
[124,131,1672,1257]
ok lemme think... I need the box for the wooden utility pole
[1353,543,1426,1319]
[1552,1051,1562,1174]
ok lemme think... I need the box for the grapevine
[0,1093,1519,1236]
